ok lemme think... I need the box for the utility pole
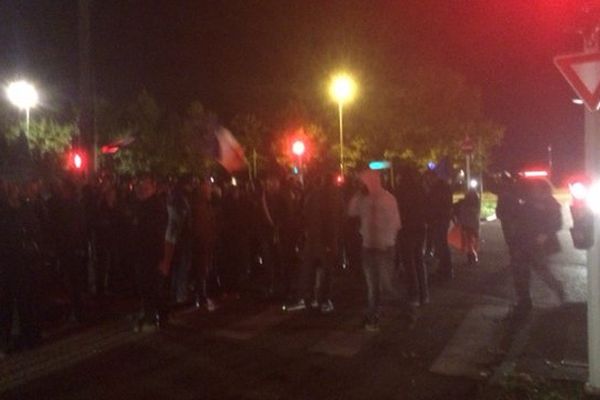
[547,144,553,176]
[554,4,600,392]
[583,21,600,394]
[78,0,96,175]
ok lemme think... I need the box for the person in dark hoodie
[395,167,429,306]
[46,178,88,323]
[132,174,170,332]
[509,178,564,319]
[424,171,454,281]
[284,172,340,313]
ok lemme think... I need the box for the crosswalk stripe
[430,304,508,379]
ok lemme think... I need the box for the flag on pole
[215,126,247,173]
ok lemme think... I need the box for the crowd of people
[0,163,566,354]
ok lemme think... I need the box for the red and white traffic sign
[555,51,600,112]
[461,136,474,153]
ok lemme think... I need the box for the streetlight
[329,73,356,177]
[6,80,39,136]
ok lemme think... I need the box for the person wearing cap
[348,169,402,332]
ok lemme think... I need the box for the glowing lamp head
[469,179,478,189]
[570,181,588,201]
[73,154,83,169]
[330,73,356,104]
[291,140,305,156]
[69,150,85,171]
[588,182,600,214]
[6,80,38,110]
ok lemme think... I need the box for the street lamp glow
[292,140,305,156]
[6,80,38,136]
[6,80,38,111]
[329,74,356,104]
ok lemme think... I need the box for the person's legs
[298,250,317,301]
[361,248,380,324]
[510,247,533,311]
[136,259,160,327]
[379,247,401,304]
[63,253,85,322]
[171,247,190,304]
[401,232,419,304]
[532,252,565,302]
[412,229,429,304]
[433,222,453,278]
[317,252,334,304]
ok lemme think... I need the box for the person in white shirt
[348,169,401,331]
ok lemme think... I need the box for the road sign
[554,51,600,112]
[461,136,474,153]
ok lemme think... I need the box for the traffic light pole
[583,27,600,395]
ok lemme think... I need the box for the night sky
[0,0,593,181]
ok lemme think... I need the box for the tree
[5,118,75,157]
[230,113,268,179]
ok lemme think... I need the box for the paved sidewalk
[0,220,590,399]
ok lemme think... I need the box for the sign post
[555,28,600,394]
[462,136,474,190]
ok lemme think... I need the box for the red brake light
[522,170,548,178]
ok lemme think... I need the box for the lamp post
[6,80,39,136]
[329,73,356,177]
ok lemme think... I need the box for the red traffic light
[68,150,86,171]
[291,140,305,156]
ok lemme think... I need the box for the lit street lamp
[6,80,39,136]
[329,73,356,177]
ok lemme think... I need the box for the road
[1,207,589,400]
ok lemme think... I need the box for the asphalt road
[1,210,590,400]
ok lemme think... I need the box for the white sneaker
[206,298,219,312]
[283,299,307,312]
[320,300,335,314]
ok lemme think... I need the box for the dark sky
[0,0,593,180]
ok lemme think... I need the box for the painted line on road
[430,304,508,379]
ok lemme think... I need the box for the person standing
[190,179,220,311]
[424,171,454,281]
[454,189,481,265]
[348,169,402,331]
[495,173,520,268]
[395,167,429,306]
[510,178,564,319]
[285,173,340,313]
[258,175,292,300]
[132,175,170,332]
[93,182,121,296]
[47,179,88,323]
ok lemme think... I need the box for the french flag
[215,126,247,173]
